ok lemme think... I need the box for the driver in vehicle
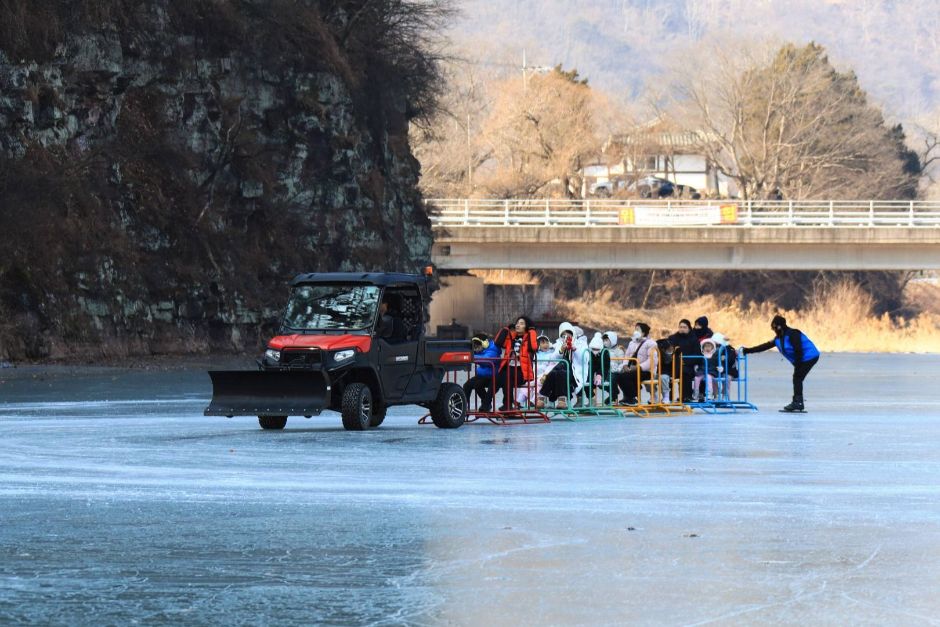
[376,296,405,341]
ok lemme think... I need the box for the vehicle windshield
[282,284,381,332]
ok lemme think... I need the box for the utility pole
[466,112,473,195]
[522,48,528,94]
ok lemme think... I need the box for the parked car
[627,176,675,199]
[589,180,615,197]
[675,183,702,200]
[589,176,702,200]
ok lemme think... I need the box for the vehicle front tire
[258,415,287,430]
[430,383,467,429]
[341,383,373,431]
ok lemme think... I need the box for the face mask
[632,330,642,340]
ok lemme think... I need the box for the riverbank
[563,281,940,353]
[2,281,939,366]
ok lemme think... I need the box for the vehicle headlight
[333,349,355,363]
[264,348,281,362]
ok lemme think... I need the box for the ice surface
[1,353,939,625]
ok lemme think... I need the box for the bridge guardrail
[425,198,940,228]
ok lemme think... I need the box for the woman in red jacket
[494,315,538,411]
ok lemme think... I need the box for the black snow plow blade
[204,370,331,417]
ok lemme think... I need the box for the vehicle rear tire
[258,415,287,430]
[369,402,387,428]
[430,383,467,429]
[341,383,373,431]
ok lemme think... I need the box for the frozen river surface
[1,353,939,625]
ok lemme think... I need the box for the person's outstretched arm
[743,339,776,355]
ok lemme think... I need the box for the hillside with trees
[447,0,940,117]
[0,0,449,360]
[445,0,940,194]
[417,13,937,319]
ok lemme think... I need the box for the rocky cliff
[0,1,441,360]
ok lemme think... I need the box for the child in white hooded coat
[538,322,587,409]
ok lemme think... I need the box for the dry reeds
[562,281,940,353]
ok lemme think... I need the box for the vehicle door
[375,286,420,401]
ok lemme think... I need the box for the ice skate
[779,397,806,413]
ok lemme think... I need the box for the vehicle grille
[280,350,322,369]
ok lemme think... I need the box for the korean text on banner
[621,205,739,226]
[720,204,739,224]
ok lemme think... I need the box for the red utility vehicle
[205,272,472,430]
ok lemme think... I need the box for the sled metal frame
[610,351,693,418]
[683,347,759,414]
[534,352,628,421]
[418,356,550,426]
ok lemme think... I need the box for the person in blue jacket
[740,315,820,412]
[464,333,501,412]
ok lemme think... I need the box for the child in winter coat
[603,332,625,371]
[520,333,556,409]
[656,338,675,403]
[538,321,585,409]
[464,333,502,412]
[587,333,611,405]
[693,338,721,400]
[711,332,739,380]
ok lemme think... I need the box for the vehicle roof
[290,272,427,287]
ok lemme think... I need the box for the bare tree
[479,66,599,197]
[411,57,496,198]
[911,108,940,198]
[671,41,919,200]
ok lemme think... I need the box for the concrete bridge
[428,199,940,270]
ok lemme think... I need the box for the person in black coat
[668,319,701,403]
[692,316,713,341]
